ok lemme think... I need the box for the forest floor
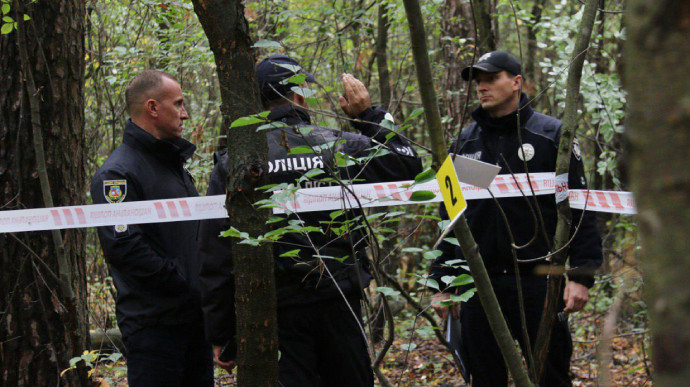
[90,300,652,386]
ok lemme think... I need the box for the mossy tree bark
[0,0,90,385]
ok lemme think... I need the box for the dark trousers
[123,322,214,387]
[461,275,573,387]
[277,296,374,387]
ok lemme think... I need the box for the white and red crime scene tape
[0,173,636,234]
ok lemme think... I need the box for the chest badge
[517,143,535,161]
[104,179,127,203]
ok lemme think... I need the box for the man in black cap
[429,51,602,386]
[199,55,422,386]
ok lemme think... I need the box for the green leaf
[417,277,439,291]
[0,22,12,34]
[335,152,356,167]
[454,288,477,302]
[285,73,306,85]
[423,250,443,261]
[1,4,9,14]
[2,15,13,22]
[230,115,265,128]
[450,274,474,287]
[279,249,301,258]
[329,210,345,220]
[405,107,424,122]
[256,121,287,132]
[252,39,282,49]
[402,247,424,253]
[23,14,29,21]
[303,168,324,178]
[69,357,82,367]
[414,168,436,184]
[408,190,436,202]
[288,145,314,155]
[375,286,400,297]
[219,227,243,238]
[108,353,123,362]
[297,125,314,135]
[444,237,460,247]
[291,86,317,98]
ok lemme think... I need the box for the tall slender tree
[0,0,90,385]
[191,0,279,385]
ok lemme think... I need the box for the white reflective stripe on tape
[0,195,228,233]
[0,173,636,234]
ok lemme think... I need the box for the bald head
[125,70,178,117]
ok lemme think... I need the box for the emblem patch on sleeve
[103,180,127,203]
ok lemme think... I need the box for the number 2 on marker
[445,175,457,205]
[437,155,467,221]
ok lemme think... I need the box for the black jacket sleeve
[565,138,603,288]
[347,106,423,182]
[198,154,236,347]
[91,169,188,295]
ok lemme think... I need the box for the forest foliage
[5,0,645,385]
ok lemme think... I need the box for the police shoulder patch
[103,179,127,203]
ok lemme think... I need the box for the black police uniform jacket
[430,95,602,294]
[91,121,202,338]
[199,105,423,346]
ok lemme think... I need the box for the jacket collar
[471,93,534,134]
[267,105,312,126]
[123,120,196,164]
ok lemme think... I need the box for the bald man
[91,70,213,386]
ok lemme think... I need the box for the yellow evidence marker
[436,155,467,222]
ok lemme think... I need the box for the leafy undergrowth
[90,308,652,386]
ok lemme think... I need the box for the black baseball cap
[461,51,521,81]
[256,55,316,102]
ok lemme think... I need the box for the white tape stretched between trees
[0,173,636,234]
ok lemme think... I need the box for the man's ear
[145,99,159,117]
[513,75,523,91]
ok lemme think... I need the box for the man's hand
[563,281,590,313]
[339,73,371,117]
[432,292,460,320]
[212,344,236,374]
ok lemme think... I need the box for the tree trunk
[624,1,690,385]
[439,0,472,136]
[402,0,533,385]
[0,0,90,385]
[532,0,599,381]
[191,1,279,385]
[472,0,497,52]
[375,3,392,110]
[523,0,546,96]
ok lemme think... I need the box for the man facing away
[199,55,423,386]
[91,70,213,386]
[430,51,603,386]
